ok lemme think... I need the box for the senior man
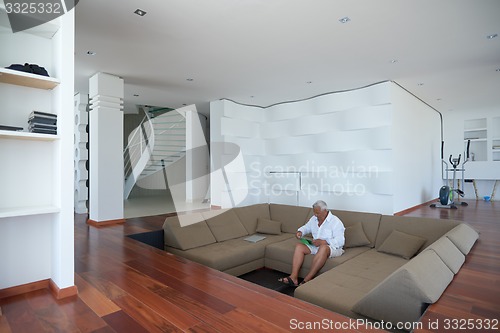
[279,200,345,287]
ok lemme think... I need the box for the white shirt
[298,211,345,249]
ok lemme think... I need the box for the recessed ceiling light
[487,33,498,39]
[390,59,398,63]
[186,78,194,81]
[86,51,96,56]
[134,9,147,16]
[339,17,351,24]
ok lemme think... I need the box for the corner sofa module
[295,215,478,329]
[163,205,295,276]
[294,248,408,319]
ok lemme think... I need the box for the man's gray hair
[312,200,328,211]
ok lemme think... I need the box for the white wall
[210,100,264,208]
[390,84,442,213]
[442,107,500,200]
[0,216,53,288]
[51,12,76,288]
[210,82,444,214]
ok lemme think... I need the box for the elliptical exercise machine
[430,140,470,209]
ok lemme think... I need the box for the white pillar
[74,93,89,214]
[88,73,124,224]
[185,107,209,203]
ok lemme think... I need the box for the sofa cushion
[167,233,293,272]
[294,249,407,318]
[265,237,371,277]
[256,217,282,235]
[344,223,371,248]
[424,237,465,274]
[375,215,461,251]
[331,210,381,247]
[377,230,426,259]
[444,223,479,255]
[270,204,311,233]
[234,203,271,234]
[202,209,248,242]
[163,214,216,250]
[352,250,454,325]
[333,248,408,282]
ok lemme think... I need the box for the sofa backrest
[233,203,271,234]
[352,249,454,325]
[443,223,479,255]
[163,213,216,250]
[270,204,312,233]
[423,236,465,274]
[331,209,382,248]
[202,209,249,242]
[375,215,461,251]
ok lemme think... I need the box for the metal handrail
[123,109,187,198]
[124,114,151,179]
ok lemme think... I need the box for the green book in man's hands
[300,238,312,245]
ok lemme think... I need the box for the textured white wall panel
[222,136,266,156]
[221,116,260,138]
[223,101,266,122]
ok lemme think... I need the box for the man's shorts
[305,244,344,258]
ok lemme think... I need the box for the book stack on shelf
[28,111,57,135]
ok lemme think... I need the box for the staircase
[124,108,186,199]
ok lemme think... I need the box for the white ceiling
[74,0,500,116]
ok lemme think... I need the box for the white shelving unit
[0,205,60,219]
[464,118,487,162]
[0,129,60,141]
[0,10,75,292]
[0,67,60,89]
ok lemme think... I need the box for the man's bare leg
[285,243,310,286]
[302,245,330,284]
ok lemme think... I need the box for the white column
[74,93,89,214]
[88,73,124,223]
[185,107,209,203]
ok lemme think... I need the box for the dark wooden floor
[0,201,498,332]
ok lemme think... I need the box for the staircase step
[155,144,186,150]
[153,120,185,124]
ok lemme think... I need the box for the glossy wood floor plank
[1,201,498,332]
[74,274,120,318]
[101,310,149,333]
[101,269,202,330]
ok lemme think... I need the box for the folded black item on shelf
[29,128,57,135]
[29,123,57,131]
[0,124,24,131]
[28,116,57,125]
[30,111,57,118]
[6,63,50,77]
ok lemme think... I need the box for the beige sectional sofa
[162,203,478,328]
